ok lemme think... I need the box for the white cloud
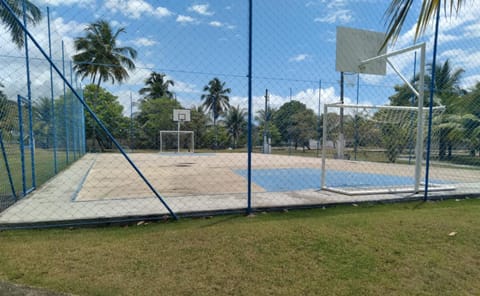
[209,21,223,27]
[104,0,172,19]
[134,37,157,47]
[35,0,94,6]
[462,74,480,89]
[188,4,214,16]
[208,21,235,29]
[154,7,173,18]
[289,54,309,62]
[176,15,197,24]
[314,9,353,24]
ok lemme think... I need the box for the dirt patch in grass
[0,280,69,296]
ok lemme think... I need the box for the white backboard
[336,26,387,75]
[173,109,191,122]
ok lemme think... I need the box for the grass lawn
[0,199,479,295]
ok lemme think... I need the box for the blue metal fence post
[70,60,77,160]
[47,7,58,174]
[424,1,442,201]
[17,96,26,196]
[80,87,86,154]
[246,0,253,214]
[317,80,321,157]
[62,41,70,164]
[22,0,35,189]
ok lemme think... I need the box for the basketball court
[2,26,479,228]
[1,151,480,226]
[73,152,477,201]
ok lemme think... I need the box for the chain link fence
[1,1,480,228]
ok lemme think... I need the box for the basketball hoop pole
[177,120,180,153]
[360,43,426,193]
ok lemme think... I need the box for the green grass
[0,147,73,197]
[0,199,480,295]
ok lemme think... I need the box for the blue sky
[1,0,480,115]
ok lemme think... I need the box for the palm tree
[390,60,464,159]
[255,107,276,127]
[428,60,464,159]
[225,105,246,149]
[383,0,465,47]
[426,59,464,103]
[73,20,136,151]
[0,82,5,100]
[201,78,231,149]
[0,0,42,48]
[139,72,175,99]
[73,20,137,90]
[32,97,52,148]
[0,82,8,124]
[389,60,464,107]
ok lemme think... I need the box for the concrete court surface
[1,152,479,227]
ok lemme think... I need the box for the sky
[1,0,480,116]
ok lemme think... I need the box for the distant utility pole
[263,89,270,154]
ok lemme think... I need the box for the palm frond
[383,0,465,48]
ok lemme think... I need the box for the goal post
[321,102,447,195]
[159,131,195,153]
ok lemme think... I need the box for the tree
[201,77,231,149]
[0,83,17,135]
[225,105,247,149]
[32,97,52,148]
[428,60,465,159]
[139,72,175,100]
[82,85,129,151]
[135,97,182,149]
[383,0,465,47]
[184,106,210,149]
[462,82,480,117]
[389,60,464,160]
[388,75,421,106]
[273,100,316,148]
[256,107,281,147]
[73,20,137,90]
[0,0,42,48]
[255,106,276,128]
[288,109,317,151]
[73,20,136,150]
[381,123,408,163]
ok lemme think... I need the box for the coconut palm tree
[201,78,231,149]
[139,72,175,100]
[428,60,464,159]
[32,96,52,148]
[383,0,465,47]
[73,20,136,151]
[225,105,246,149]
[0,0,42,48]
[390,60,465,159]
[73,20,137,90]
[389,59,464,107]
[0,82,8,124]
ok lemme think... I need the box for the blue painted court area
[234,168,448,192]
